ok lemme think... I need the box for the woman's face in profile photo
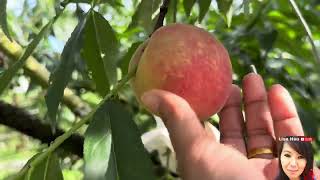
[280,142,307,179]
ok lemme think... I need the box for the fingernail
[141,92,159,114]
[250,64,258,74]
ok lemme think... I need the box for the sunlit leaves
[45,14,87,128]
[84,101,112,180]
[84,100,156,180]
[0,20,54,95]
[82,11,119,96]
[0,0,11,41]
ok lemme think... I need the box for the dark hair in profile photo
[276,136,314,180]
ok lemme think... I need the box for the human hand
[140,73,313,180]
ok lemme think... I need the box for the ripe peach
[129,23,232,121]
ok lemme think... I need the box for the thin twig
[151,0,171,36]
[289,0,320,66]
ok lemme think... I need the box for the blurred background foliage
[0,0,319,179]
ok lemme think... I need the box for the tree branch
[0,31,91,117]
[151,0,171,35]
[0,101,84,157]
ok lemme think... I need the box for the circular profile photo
[276,136,316,180]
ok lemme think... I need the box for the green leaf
[0,0,11,41]
[183,0,196,17]
[26,153,63,180]
[84,100,113,180]
[198,0,211,22]
[91,11,119,87]
[166,0,178,23]
[216,0,233,27]
[105,144,117,179]
[7,153,63,180]
[119,42,143,76]
[152,0,162,13]
[225,4,234,27]
[82,11,118,96]
[127,0,153,33]
[63,0,122,6]
[45,14,87,128]
[106,100,156,179]
[216,0,233,14]
[5,153,42,180]
[0,20,54,95]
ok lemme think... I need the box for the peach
[129,23,232,121]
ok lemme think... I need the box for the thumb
[141,89,206,155]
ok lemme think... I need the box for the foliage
[0,0,319,179]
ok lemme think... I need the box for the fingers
[218,85,247,156]
[267,84,304,139]
[243,73,275,158]
[141,89,207,157]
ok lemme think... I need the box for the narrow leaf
[166,0,178,23]
[5,153,42,180]
[198,0,211,22]
[66,0,122,6]
[226,4,234,27]
[119,42,143,76]
[105,144,117,179]
[106,100,156,180]
[84,101,113,180]
[0,20,53,95]
[28,154,63,180]
[216,0,233,26]
[0,0,12,41]
[216,0,233,14]
[27,153,63,180]
[82,11,110,96]
[183,0,196,17]
[45,14,87,127]
[91,11,119,87]
[127,0,153,33]
[152,0,162,13]
[8,153,63,180]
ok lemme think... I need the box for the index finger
[141,89,207,157]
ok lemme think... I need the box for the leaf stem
[12,68,136,179]
[289,0,320,66]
